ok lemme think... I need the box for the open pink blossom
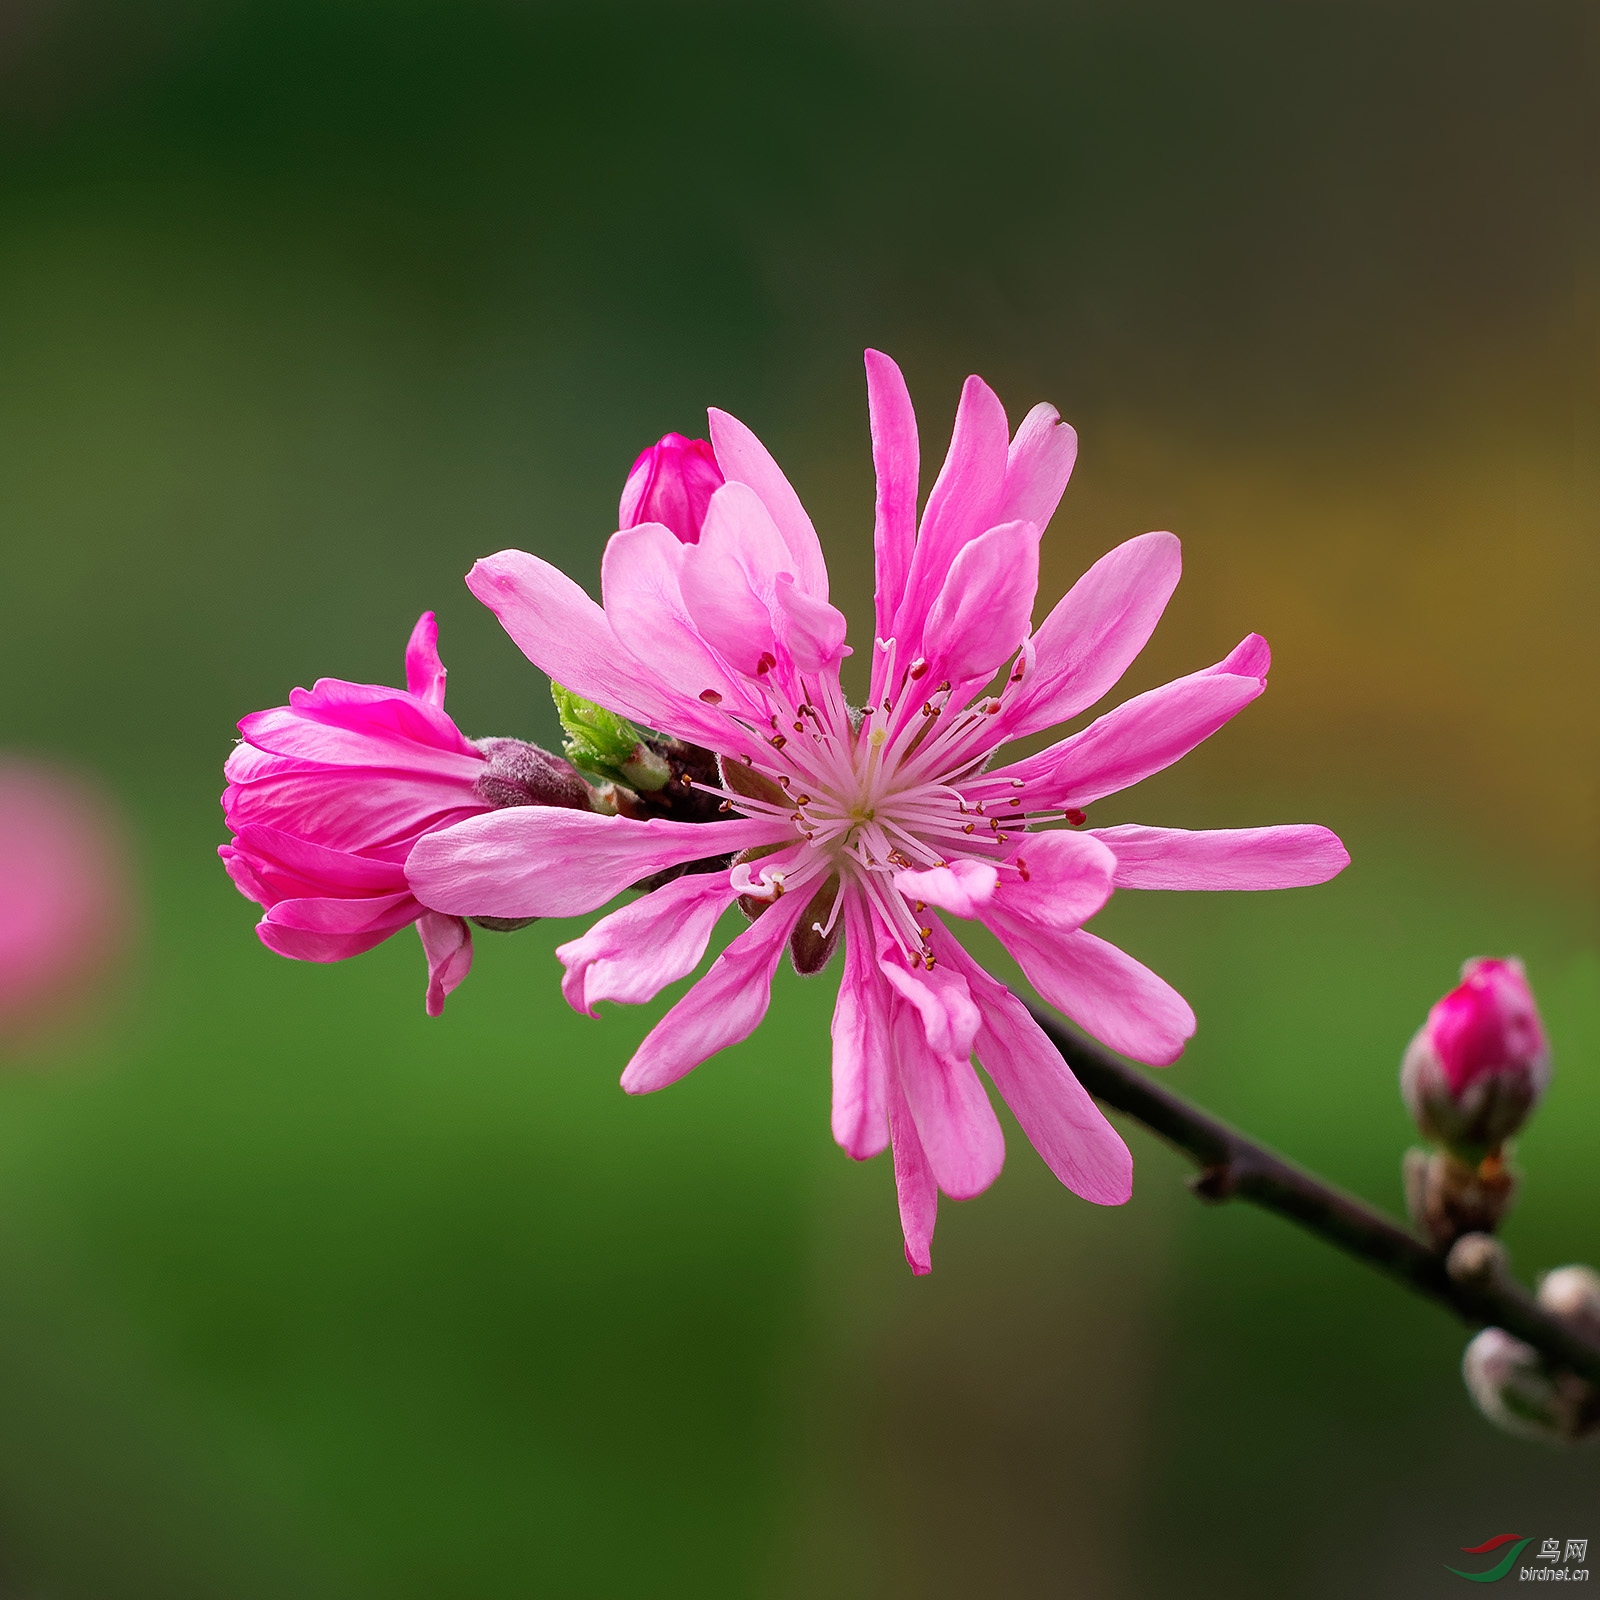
[221,612,588,1015]
[0,758,131,1039]
[407,351,1349,1271]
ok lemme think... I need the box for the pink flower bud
[618,433,723,543]
[1401,957,1550,1160]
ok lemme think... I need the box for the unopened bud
[1538,1266,1600,1345]
[1461,1266,1600,1444]
[1404,1147,1518,1251]
[550,684,664,790]
[619,432,723,544]
[1462,1328,1600,1444]
[1400,957,1550,1162]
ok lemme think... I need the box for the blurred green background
[0,2,1596,1594]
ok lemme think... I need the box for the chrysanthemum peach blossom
[221,612,589,1016]
[408,351,1348,1271]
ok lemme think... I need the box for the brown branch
[1025,1003,1600,1388]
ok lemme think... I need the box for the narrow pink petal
[892,374,1009,653]
[218,844,271,906]
[556,869,739,1017]
[261,890,419,937]
[404,611,448,706]
[886,1057,938,1275]
[993,923,1195,1066]
[970,668,1264,811]
[892,858,998,919]
[706,408,828,598]
[241,686,483,780]
[1088,824,1350,891]
[228,824,409,896]
[773,574,849,675]
[828,896,891,1159]
[864,349,920,673]
[467,550,724,745]
[619,891,806,1094]
[601,524,755,719]
[1000,531,1183,739]
[674,485,788,677]
[879,956,982,1064]
[406,808,787,919]
[890,982,1005,1201]
[224,767,484,859]
[979,830,1116,934]
[920,519,1042,691]
[417,911,472,1017]
[997,402,1078,532]
[1210,632,1270,677]
[256,920,403,964]
[936,933,1131,1205]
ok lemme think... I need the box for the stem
[1025,1003,1600,1388]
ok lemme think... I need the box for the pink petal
[1210,633,1270,677]
[828,897,891,1159]
[674,483,791,677]
[971,664,1264,811]
[260,889,420,937]
[417,911,472,1017]
[467,550,725,747]
[406,808,787,920]
[404,611,448,706]
[892,373,1009,653]
[997,402,1078,533]
[227,823,409,898]
[1088,824,1350,890]
[773,574,849,676]
[224,766,485,859]
[240,685,483,780]
[706,407,828,598]
[886,1062,938,1276]
[978,830,1117,934]
[556,870,739,1017]
[600,525,756,721]
[892,858,998,919]
[999,531,1183,739]
[994,924,1195,1066]
[619,891,806,1093]
[864,349,920,682]
[256,920,403,964]
[879,956,982,1064]
[920,519,1042,692]
[937,933,1131,1205]
[889,976,1005,1201]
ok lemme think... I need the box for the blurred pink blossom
[407,350,1349,1272]
[221,612,588,1016]
[618,432,723,543]
[1401,956,1550,1159]
[0,758,131,1038]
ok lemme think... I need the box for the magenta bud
[618,432,723,543]
[1400,957,1551,1161]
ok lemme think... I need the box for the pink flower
[619,432,724,543]
[407,351,1349,1271]
[220,612,589,1016]
[0,758,131,1039]
[1401,957,1550,1159]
